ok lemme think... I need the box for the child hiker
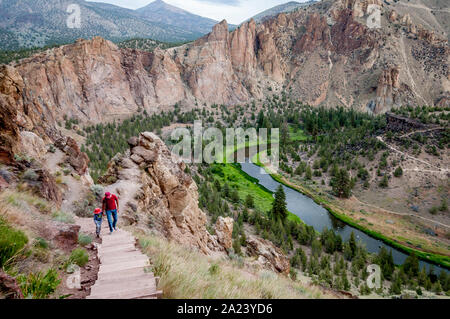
[93,208,104,238]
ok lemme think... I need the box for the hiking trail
[86,228,162,299]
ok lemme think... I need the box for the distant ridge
[247,1,317,23]
[0,0,222,50]
[136,0,222,36]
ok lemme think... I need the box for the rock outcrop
[50,223,81,251]
[246,235,290,275]
[214,216,234,250]
[100,132,231,254]
[54,136,90,176]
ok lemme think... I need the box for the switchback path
[377,136,448,174]
[87,228,162,299]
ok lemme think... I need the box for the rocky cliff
[0,0,447,125]
[99,132,233,255]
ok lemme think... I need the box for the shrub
[379,175,389,188]
[90,185,104,199]
[393,166,403,177]
[68,248,89,267]
[439,199,448,212]
[208,263,220,276]
[17,269,61,299]
[429,206,439,215]
[78,233,93,246]
[52,211,75,224]
[23,169,39,181]
[0,218,29,268]
[34,237,49,249]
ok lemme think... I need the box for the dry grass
[137,233,335,299]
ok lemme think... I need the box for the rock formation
[0,0,446,125]
[100,132,232,254]
[246,235,290,275]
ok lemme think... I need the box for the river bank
[247,153,450,270]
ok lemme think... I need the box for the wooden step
[98,259,150,274]
[88,285,158,299]
[100,252,147,264]
[97,266,150,282]
[99,243,136,253]
[95,272,155,286]
[100,255,149,266]
[90,277,156,296]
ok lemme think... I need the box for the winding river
[240,160,449,274]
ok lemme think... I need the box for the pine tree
[349,232,357,257]
[270,185,288,222]
[332,168,352,198]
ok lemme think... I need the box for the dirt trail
[377,136,448,174]
[400,127,443,138]
[351,196,450,229]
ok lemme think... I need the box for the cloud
[88,0,308,24]
[195,0,241,6]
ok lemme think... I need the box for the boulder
[54,136,89,175]
[52,223,81,250]
[214,217,234,250]
[131,146,157,163]
[19,131,47,160]
[246,235,290,275]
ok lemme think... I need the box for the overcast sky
[88,0,309,24]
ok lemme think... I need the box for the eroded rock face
[375,66,401,113]
[246,235,290,275]
[214,216,234,250]
[0,0,446,128]
[100,132,228,254]
[54,136,90,176]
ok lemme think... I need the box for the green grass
[0,217,29,268]
[68,248,89,268]
[211,163,301,223]
[17,269,61,299]
[78,233,93,246]
[137,233,330,299]
[289,125,309,142]
[52,211,75,224]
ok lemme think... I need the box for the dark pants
[106,209,118,232]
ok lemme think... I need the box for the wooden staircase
[87,229,162,299]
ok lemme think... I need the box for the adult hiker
[102,192,119,234]
[93,208,104,238]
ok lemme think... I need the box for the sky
[87,0,309,24]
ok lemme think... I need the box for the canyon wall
[0,0,448,132]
